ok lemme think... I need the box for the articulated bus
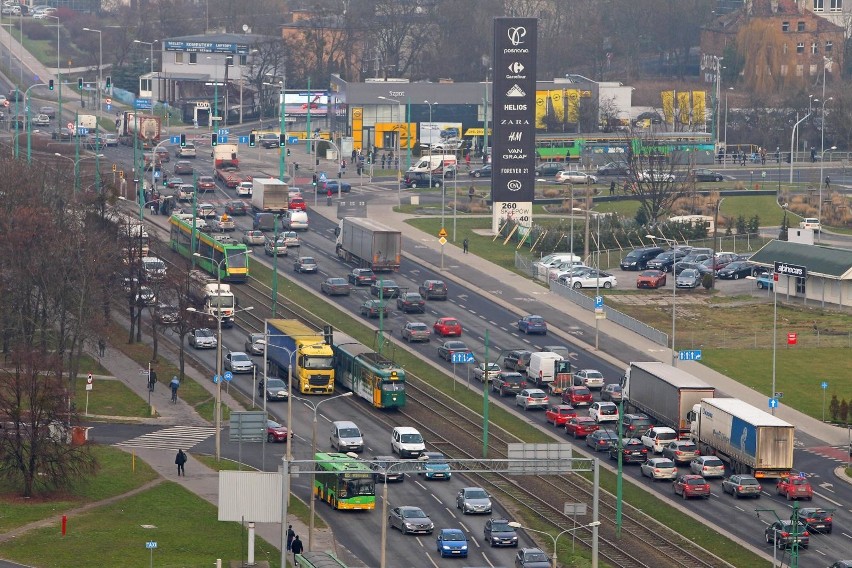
[314,452,376,510]
[332,333,405,409]
[535,132,715,164]
[295,551,349,568]
[168,214,249,282]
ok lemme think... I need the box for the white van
[282,210,309,231]
[391,426,425,458]
[141,256,166,281]
[330,420,363,453]
[534,253,582,279]
[407,154,457,174]
[527,352,564,388]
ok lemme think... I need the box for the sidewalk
[307,190,850,448]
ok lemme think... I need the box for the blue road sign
[106,104,111,111]
[594,296,603,309]
[77,127,89,136]
[768,398,779,409]
[134,98,152,110]
[821,381,828,390]
[451,352,475,364]
[213,374,220,384]
[678,350,702,361]
[170,135,181,144]
[238,135,249,144]
[145,541,157,549]
[319,172,328,182]
[219,135,229,144]
[218,128,230,137]
[154,170,161,179]
[224,371,233,382]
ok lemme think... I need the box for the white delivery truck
[527,352,565,392]
[407,154,457,175]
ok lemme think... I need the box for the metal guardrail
[550,280,670,347]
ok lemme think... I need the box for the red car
[565,417,598,438]
[289,196,307,211]
[433,317,462,337]
[562,385,593,407]
[545,404,577,426]
[266,419,288,443]
[776,474,813,501]
[673,474,711,499]
[197,176,216,191]
[636,270,666,289]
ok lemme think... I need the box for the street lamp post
[264,73,287,182]
[723,87,733,153]
[189,253,253,461]
[507,521,602,568]
[424,99,446,268]
[43,15,61,133]
[789,113,811,183]
[379,456,429,568]
[818,72,834,241]
[133,39,156,78]
[647,235,679,365]
[55,152,104,193]
[378,95,403,206]
[292,392,354,550]
[82,27,102,112]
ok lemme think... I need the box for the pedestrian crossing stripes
[116,426,216,451]
[802,445,851,462]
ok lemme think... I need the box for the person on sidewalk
[148,368,158,392]
[291,535,303,563]
[286,525,295,551]
[170,376,180,404]
[97,338,106,357]
[463,238,469,254]
[175,449,187,476]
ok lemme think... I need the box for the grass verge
[0,481,281,568]
[0,445,158,533]
[72,375,150,418]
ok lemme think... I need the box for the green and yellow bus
[333,333,405,410]
[168,215,250,282]
[535,132,714,163]
[314,452,375,511]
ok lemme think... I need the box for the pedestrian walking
[760,147,767,164]
[381,154,386,169]
[609,181,616,195]
[291,535,304,563]
[811,147,817,163]
[825,176,831,191]
[463,238,469,254]
[175,449,187,476]
[468,186,475,202]
[97,338,106,357]
[286,525,295,551]
[150,203,156,216]
[170,376,180,404]
[148,368,158,392]
[465,153,471,168]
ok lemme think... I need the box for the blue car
[436,528,468,558]
[517,315,547,335]
[420,451,452,481]
[756,272,775,290]
[318,180,351,194]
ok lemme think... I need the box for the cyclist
[170,376,180,404]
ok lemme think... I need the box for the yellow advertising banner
[549,90,565,122]
[692,91,706,128]
[352,107,363,152]
[566,89,580,123]
[535,91,548,129]
[661,91,675,125]
[677,91,691,125]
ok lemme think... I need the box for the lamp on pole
[647,235,679,365]
[711,56,723,145]
[55,152,104,193]
[723,87,733,152]
[789,113,811,183]
[82,27,102,112]
[424,99,446,268]
[291,392,354,550]
[133,39,156,77]
[507,521,601,568]
[43,15,61,133]
[188,252,253,460]
[818,74,834,241]
[378,95,403,206]
[265,73,287,182]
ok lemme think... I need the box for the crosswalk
[116,425,216,451]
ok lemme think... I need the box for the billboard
[419,122,463,146]
[491,17,537,228]
[284,93,329,116]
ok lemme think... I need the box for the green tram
[535,132,715,164]
[168,215,250,282]
[332,332,406,409]
[314,452,376,511]
[294,551,349,568]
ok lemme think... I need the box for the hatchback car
[174,161,194,175]
[266,420,288,443]
[721,474,762,499]
[609,438,648,463]
[456,487,492,514]
[676,269,702,289]
[565,416,598,438]
[662,440,700,463]
[348,268,376,286]
[401,321,430,342]
[261,377,289,401]
[236,181,252,197]
[473,362,501,382]
[224,352,254,374]
[689,456,725,478]
[224,200,248,216]
[545,404,577,426]
[436,528,468,557]
[197,176,216,191]
[469,164,492,178]
[556,170,597,184]
[622,413,654,435]
[433,317,462,337]
[419,279,448,300]
[243,230,266,246]
[515,548,550,568]
[601,383,623,402]
[360,299,389,318]
[691,168,728,182]
[765,520,810,548]
[188,328,217,349]
[640,457,678,481]
[589,401,619,423]
[637,270,667,289]
[798,507,832,534]
[503,350,532,372]
[776,474,813,500]
[419,451,451,481]
[370,456,405,483]
[370,279,400,298]
[244,332,265,355]
[717,261,756,280]
[517,315,547,334]
[574,369,605,389]
[516,388,548,410]
[294,256,317,273]
[586,428,619,451]
[563,385,593,407]
[673,474,711,499]
[321,277,351,296]
[264,238,288,257]
[396,292,425,313]
[389,506,434,535]
[437,340,471,362]
[484,518,518,547]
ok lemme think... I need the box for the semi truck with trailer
[266,319,335,395]
[188,270,235,327]
[334,217,402,271]
[117,111,162,150]
[622,361,716,436]
[689,397,795,478]
[251,178,289,213]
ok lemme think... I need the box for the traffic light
[162,176,168,187]
[48,79,54,90]
[249,133,256,147]
[105,76,111,89]
[312,174,317,187]
[279,133,287,146]
[211,133,218,146]
[180,133,186,147]
[77,77,83,89]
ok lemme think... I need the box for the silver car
[456,487,492,514]
[388,506,434,535]
[188,328,216,349]
[245,332,265,355]
[676,269,702,289]
[224,351,254,374]
[689,456,725,478]
[243,230,265,246]
[640,457,678,481]
[515,388,548,410]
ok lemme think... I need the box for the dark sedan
[370,279,400,298]
[396,292,425,313]
[197,176,216,191]
[321,277,351,296]
[348,268,376,286]
[717,261,757,280]
[691,168,732,182]
[585,429,619,451]
[596,161,629,176]
[174,161,194,175]
[437,340,472,362]
[609,438,648,463]
[318,180,351,194]
[469,164,492,178]
[224,200,248,216]
[534,162,563,177]
[359,299,389,318]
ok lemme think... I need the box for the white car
[689,456,726,478]
[640,457,678,481]
[224,351,254,374]
[555,170,597,184]
[237,181,253,197]
[188,328,217,349]
[176,142,196,158]
[589,401,619,423]
[638,170,675,183]
[574,369,605,389]
[197,203,217,219]
[563,269,617,289]
[798,217,820,232]
[515,388,549,410]
[280,231,300,248]
[31,114,50,127]
[641,426,678,454]
[473,362,500,382]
